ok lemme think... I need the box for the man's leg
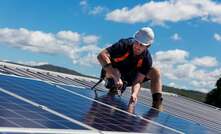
[146,67,163,110]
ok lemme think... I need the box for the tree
[216,77,221,89]
[205,77,221,108]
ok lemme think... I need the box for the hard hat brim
[134,38,152,46]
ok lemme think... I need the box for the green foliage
[216,77,221,88]
[205,77,221,108]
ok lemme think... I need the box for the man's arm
[130,72,145,103]
[97,49,123,89]
[97,49,112,68]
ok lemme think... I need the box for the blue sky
[0,0,221,93]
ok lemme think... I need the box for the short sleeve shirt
[106,37,152,76]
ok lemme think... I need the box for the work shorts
[121,71,150,87]
[101,68,150,87]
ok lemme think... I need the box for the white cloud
[168,82,177,87]
[174,63,196,79]
[171,33,182,41]
[154,49,189,64]
[193,68,221,82]
[209,68,221,78]
[56,31,80,43]
[79,0,107,16]
[190,78,217,93]
[0,28,102,67]
[106,0,221,25]
[79,0,87,6]
[78,53,98,66]
[82,35,99,45]
[214,33,221,42]
[89,6,106,15]
[79,0,89,13]
[153,49,221,93]
[168,82,186,89]
[192,56,218,67]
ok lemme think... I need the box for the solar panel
[0,74,183,134]
[0,87,89,130]
[0,64,220,133]
[59,84,216,134]
[1,66,30,78]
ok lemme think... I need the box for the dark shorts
[121,71,150,87]
[101,69,150,87]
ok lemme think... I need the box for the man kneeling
[97,27,163,110]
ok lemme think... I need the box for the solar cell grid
[0,68,9,74]
[60,84,217,134]
[16,68,50,82]
[63,77,87,86]
[57,75,85,86]
[70,78,94,88]
[126,92,221,133]
[122,84,221,130]
[0,64,220,133]
[0,91,88,130]
[46,74,74,84]
[2,67,31,78]
[35,72,65,83]
[0,74,181,134]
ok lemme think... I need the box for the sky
[0,0,221,93]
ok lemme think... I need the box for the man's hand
[105,67,123,89]
[130,72,145,104]
[128,100,136,113]
[129,93,138,104]
[114,77,124,90]
[97,49,123,89]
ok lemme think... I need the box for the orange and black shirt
[106,37,152,76]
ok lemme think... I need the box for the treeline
[205,77,221,108]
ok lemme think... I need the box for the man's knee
[147,67,161,80]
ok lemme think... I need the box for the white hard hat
[134,27,154,46]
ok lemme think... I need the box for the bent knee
[153,67,161,77]
[147,67,161,79]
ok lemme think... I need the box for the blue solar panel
[59,84,217,134]
[0,88,88,130]
[0,74,184,133]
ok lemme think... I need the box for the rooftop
[0,61,220,134]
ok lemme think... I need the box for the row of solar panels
[0,64,185,134]
[0,65,92,86]
[0,62,220,133]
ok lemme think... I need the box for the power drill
[91,69,127,96]
[104,78,127,96]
